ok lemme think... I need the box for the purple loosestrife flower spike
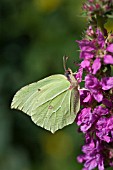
[76,0,113,169]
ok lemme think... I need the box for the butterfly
[11,57,80,133]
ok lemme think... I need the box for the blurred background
[0,0,88,170]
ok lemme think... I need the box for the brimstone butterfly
[11,58,80,133]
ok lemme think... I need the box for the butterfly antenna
[63,55,68,71]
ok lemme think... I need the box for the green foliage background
[1,0,86,170]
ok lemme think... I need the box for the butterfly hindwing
[31,89,76,133]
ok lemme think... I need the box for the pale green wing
[11,74,71,121]
[31,89,76,133]
[11,74,79,133]
[11,74,70,115]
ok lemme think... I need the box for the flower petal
[92,58,101,74]
[104,55,113,65]
[107,44,113,52]
[81,60,90,68]
[101,77,113,90]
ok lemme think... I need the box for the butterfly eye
[65,72,69,78]
[65,69,72,82]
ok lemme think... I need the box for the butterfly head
[63,56,79,89]
[65,68,72,79]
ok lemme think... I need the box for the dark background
[2,0,112,170]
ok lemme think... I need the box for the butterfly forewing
[11,74,70,116]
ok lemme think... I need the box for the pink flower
[77,139,104,170]
[76,40,95,59]
[107,44,113,52]
[101,77,113,90]
[104,55,113,64]
[96,117,113,143]
[76,108,93,133]
[85,75,103,102]
[92,58,101,74]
